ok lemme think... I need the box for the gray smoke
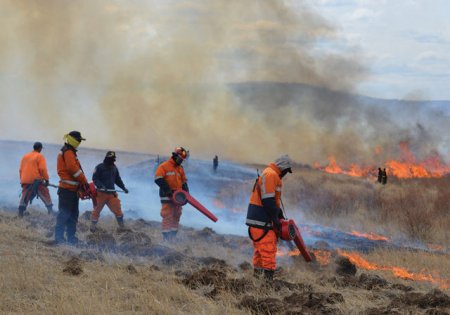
[0,0,448,166]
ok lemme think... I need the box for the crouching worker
[154,147,189,241]
[90,151,129,232]
[246,155,293,281]
[18,142,54,217]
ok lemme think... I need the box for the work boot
[67,236,79,246]
[162,232,171,242]
[253,268,264,279]
[169,230,178,240]
[18,206,26,218]
[90,221,97,233]
[47,205,56,216]
[116,216,124,228]
[263,269,274,281]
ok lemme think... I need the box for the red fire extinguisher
[172,189,218,222]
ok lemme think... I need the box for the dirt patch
[388,289,450,314]
[182,268,255,298]
[271,279,312,293]
[117,230,152,254]
[239,261,252,271]
[335,256,357,276]
[364,307,403,315]
[86,229,116,248]
[239,295,285,315]
[197,256,230,269]
[63,257,83,276]
[282,291,344,315]
[391,283,414,292]
[161,251,187,266]
[78,250,103,261]
[425,309,450,315]
[126,264,138,274]
[404,289,450,309]
[358,273,389,290]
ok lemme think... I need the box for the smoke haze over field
[0,0,448,165]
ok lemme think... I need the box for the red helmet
[172,147,188,160]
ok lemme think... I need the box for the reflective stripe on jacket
[154,158,187,203]
[57,146,88,191]
[19,151,49,184]
[246,163,282,228]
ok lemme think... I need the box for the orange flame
[337,250,449,289]
[349,230,389,242]
[314,143,450,179]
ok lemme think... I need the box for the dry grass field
[0,207,449,315]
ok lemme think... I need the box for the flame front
[349,231,389,242]
[337,250,450,289]
[314,142,450,179]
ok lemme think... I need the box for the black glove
[42,180,49,187]
[123,187,129,194]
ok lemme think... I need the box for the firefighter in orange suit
[54,131,90,245]
[246,155,292,280]
[18,142,54,217]
[154,147,189,241]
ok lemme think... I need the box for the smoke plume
[0,0,448,165]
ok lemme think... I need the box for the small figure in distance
[213,155,219,172]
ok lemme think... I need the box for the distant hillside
[229,81,450,113]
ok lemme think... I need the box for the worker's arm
[92,165,106,189]
[38,155,50,181]
[64,150,88,185]
[155,164,172,196]
[114,167,127,191]
[262,197,282,231]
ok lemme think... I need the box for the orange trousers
[249,227,278,271]
[160,203,182,232]
[19,184,52,208]
[91,192,123,222]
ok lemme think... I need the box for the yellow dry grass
[0,213,248,315]
[1,209,449,315]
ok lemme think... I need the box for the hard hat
[173,147,188,160]
[105,151,116,159]
[275,154,292,173]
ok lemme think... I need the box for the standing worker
[213,155,219,172]
[377,168,382,183]
[90,151,129,232]
[245,154,293,281]
[154,147,189,241]
[18,142,54,217]
[382,168,388,185]
[54,131,90,245]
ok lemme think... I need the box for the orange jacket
[249,163,282,208]
[57,146,88,191]
[154,158,187,202]
[19,151,50,184]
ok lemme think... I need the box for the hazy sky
[304,0,450,100]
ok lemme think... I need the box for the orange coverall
[19,151,52,208]
[154,158,187,233]
[248,163,283,271]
